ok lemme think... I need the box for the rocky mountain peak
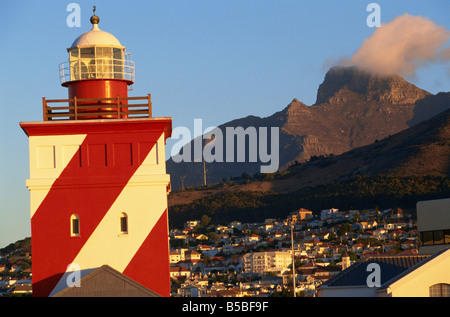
[167,66,449,190]
[284,98,309,113]
[315,66,430,105]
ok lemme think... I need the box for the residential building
[289,208,313,223]
[318,248,450,297]
[53,265,161,297]
[169,251,182,264]
[242,251,292,275]
[229,221,242,231]
[401,240,416,250]
[170,266,190,279]
[185,220,200,229]
[11,284,32,295]
[244,234,261,244]
[185,250,202,261]
[10,264,21,273]
[351,243,366,254]
[356,221,377,231]
[417,198,450,254]
[390,208,404,219]
[178,259,204,272]
[197,245,220,257]
[321,208,339,220]
[178,285,200,297]
[341,252,351,270]
[222,244,243,255]
[162,202,431,297]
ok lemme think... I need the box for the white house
[198,245,220,257]
[178,285,200,297]
[169,251,182,264]
[244,234,261,244]
[184,220,200,229]
[356,221,377,231]
[222,244,243,255]
[170,266,191,279]
[320,208,339,220]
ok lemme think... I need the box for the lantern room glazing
[59,15,134,85]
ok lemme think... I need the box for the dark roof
[53,265,161,297]
[376,247,450,291]
[321,254,430,287]
[12,284,32,293]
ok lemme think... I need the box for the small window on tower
[120,213,128,235]
[70,214,80,237]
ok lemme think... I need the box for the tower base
[20,117,172,297]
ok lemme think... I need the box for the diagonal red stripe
[123,209,170,296]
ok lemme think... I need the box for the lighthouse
[20,9,172,297]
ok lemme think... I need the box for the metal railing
[42,94,152,121]
[58,52,135,85]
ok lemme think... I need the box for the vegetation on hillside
[0,237,31,257]
[168,175,450,228]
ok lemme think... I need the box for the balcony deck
[42,94,152,121]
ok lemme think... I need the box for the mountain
[166,66,450,190]
[274,106,450,190]
[169,105,450,200]
[315,66,430,105]
[0,237,31,257]
[167,108,450,226]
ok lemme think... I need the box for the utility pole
[203,158,207,186]
[180,175,186,192]
[202,134,215,187]
[291,222,296,297]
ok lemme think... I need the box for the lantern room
[59,10,134,85]
[55,7,139,120]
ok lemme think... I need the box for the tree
[201,214,211,227]
[206,231,219,242]
[338,222,353,236]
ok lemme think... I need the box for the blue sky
[0,0,448,248]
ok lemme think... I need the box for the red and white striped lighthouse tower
[20,9,172,297]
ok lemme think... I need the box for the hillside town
[0,205,444,297]
[168,206,419,297]
[0,241,32,296]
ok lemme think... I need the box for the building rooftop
[53,265,161,297]
[322,253,430,287]
[70,9,123,49]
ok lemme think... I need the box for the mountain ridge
[167,66,450,190]
[168,106,450,209]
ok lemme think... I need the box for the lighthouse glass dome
[59,22,135,84]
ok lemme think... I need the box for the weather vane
[90,5,100,25]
